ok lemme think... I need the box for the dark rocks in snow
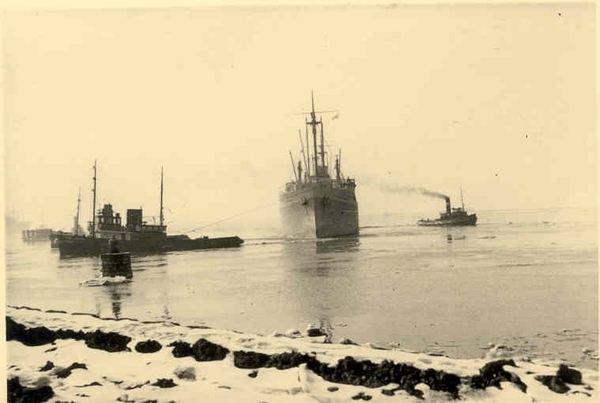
[55,329,86,341]
[234,351,270,369]
[234,350,315,370]
[327,386,339,392]
[56,362,88,379]
[23,326,57,345]
[305,356,458,399]
[173,366,196,381]
[535,375,570,394]
[125,380,150,390]
[191,338,230,361]
[307,327,327,337]
[135,340,162,354]
[267,351,315,370]
[471,359,527,393]
[557,364,582,385]
[248,370,258,378]
[39,361,55,372]
[84,330,131,353]
[75,381,102,387]
[351,391,373,400]
[6,317,56,346]
[381,388,395,396]
[151,378,177,388]
[6,317,25,341]
[168,341,193,358]
[9,316,133,353]
[421,368,461,397]
[7,377,54,403]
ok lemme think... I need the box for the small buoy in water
[101,238,132,279]
[101,252,132,279]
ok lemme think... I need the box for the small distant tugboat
[22,228,53,242]
[57,162,244,257]
[418,192,477,227]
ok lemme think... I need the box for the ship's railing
[140,224,167,233]
[283,177,356,192]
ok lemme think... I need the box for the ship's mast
[308,92,319,176]
[298,129,308,181]
[306,91,328,178]
[160,166,164,230]
[305,126,310,178]
[289,151,298,181]
[335,149,341,180]
[75,188,81,235]
[320,120,326,168]
[91,160,97,239]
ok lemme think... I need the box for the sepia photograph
[2,0,597,401]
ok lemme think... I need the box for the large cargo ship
[279,94,359,238]
[57,163,243,257]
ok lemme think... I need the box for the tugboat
[417,191,477,227]
[57,162,244,257]
[279,93,359,238]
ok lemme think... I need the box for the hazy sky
[3,2,596,233]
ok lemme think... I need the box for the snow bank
[5,305,599,402]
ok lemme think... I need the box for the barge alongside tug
[56,164,243,257]
[279,94,359,238]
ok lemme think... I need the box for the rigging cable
[181,186,318,234]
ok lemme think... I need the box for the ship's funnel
[445,197,451,214]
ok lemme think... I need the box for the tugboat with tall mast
[279,93,359,238]
[57,162,244,257]
[417,190,477,226]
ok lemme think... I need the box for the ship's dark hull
[417,214,477,227]
[57,235,244,257]
[279,184,359,238]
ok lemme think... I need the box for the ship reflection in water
[95,254,169,320]
[282,237,360,339]
[316,237,361,254]
[103,283,131,319]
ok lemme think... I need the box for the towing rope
[181,186,319,234]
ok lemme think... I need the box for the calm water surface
[5,207,598,368]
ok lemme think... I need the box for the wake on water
[80,276,132,287]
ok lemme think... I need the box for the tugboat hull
[57,235,244,257]
[417,214,477,227]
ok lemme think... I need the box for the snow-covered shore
[5,305,599,402]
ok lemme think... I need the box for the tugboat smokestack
[445,197,451,215]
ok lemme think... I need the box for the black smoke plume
[380,184,449,200]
